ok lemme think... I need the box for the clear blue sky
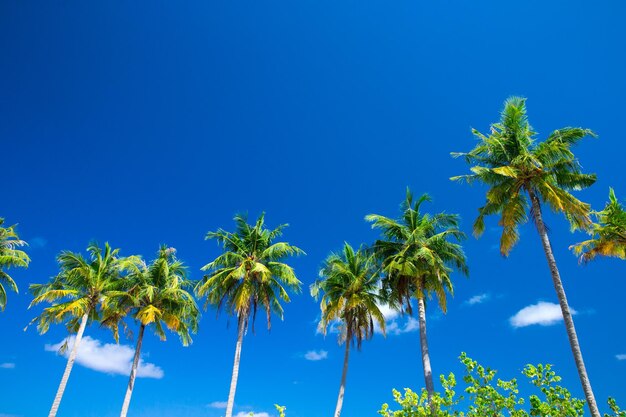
[1,1,625,416]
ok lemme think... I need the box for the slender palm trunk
[417,295,435,402]
[225,315,246,417]
[48,312,89,417]
[120,324,146,417]
[528,190,600,417]
[334,337,350,417]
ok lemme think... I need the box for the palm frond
[196,213,303,332]
[452,96,596,252]
[571,188,626,262]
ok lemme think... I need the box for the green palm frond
[106,246,199,345]
[571,188,626,263]
[28,242,134,335]
[366,188,468,315]
[311,243,384,350]
[452,97,596,255]
[0,218,31,311]
[196,213,304,331]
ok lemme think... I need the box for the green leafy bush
[605,398,626,417]
[379,353,621,417]
[274,404,287,417]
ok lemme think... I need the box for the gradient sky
[1,1,625,417]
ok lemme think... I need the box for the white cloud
[315,303,419,338]
[378,304,400,321]
[316,319,342,335]
[29,237,47,249]
[304,350,328,361]
[208,401,228,409]
[375,304,419,336]
[616,354,626,361]
[403,317,419,332]
[0,363,16,369]
[465,293,490,306]
[386,316,421,335]
[234,412,270,417]
[45,336,163,379]
[510,302,576,328]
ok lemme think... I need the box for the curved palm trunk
[120,324,146,417]
[417,296,435,402]
[334,338,350,417]
[225,315,246,417]
[529,190,600,417]
[48,312,89,417]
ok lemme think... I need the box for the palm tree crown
[572,188,626,262]
[29,242,135,334]
[0,218,30,311]
[106,246,200,345]
[311,243,386,348]
[195,213,304,330]
[366,190,468,314]
[451,96,596,255]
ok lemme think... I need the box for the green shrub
[379,353,621,417]
[605,398,626,417]
[274,404,287,417]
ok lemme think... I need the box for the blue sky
[1,1,626,416]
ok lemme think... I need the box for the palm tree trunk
[48,312,89,417]
[417,295,435,402]
[225,315,246,417]
[334,337,350,417]
[120,324,146,417]
[528,189,600,417]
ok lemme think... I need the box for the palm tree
[106,246,200,417]
[451,96,600,417]
[311,243,386,417]
[195,213,304,417]
[29,242,137,417]
[365,189,467,404]
[0,218,30,311]
[572,188,626,262]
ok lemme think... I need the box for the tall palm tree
[311,243,386,417]
[0,218,30,311]
[29,242,137,417]
[572,188,626,262]
[451,96,600,417]
[365,189,467,403]
[195,213,304,417]
[106,246,200,417]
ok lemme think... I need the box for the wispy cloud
[0,363,16,369]
[315,319,341,335]
[45,336,163,378]
[616,354,626,361]
[29,237,47,249]
[465,293,490,306]
[385,316,420,335]
[315,304,419,337]
[234,412,270,417]
[375,304,419,335]
[403,317,419,332]
[304,350,328,361]
[510,302,575,328]
[378,303,400,321]
[208,401,228,409]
